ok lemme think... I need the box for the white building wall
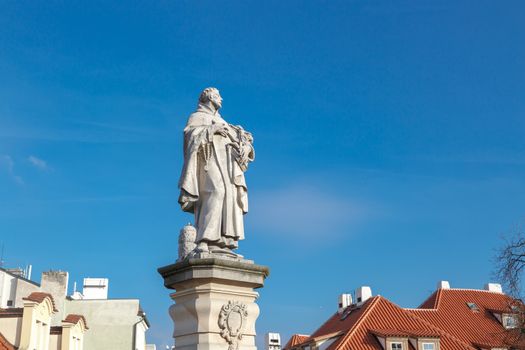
[49,333,62,350]
[0,270,16,307]
[65,298,144,350]
[0,269,40,308]
[134,321,147,350]
[82,278,108,300]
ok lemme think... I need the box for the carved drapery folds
[218,300,248,350]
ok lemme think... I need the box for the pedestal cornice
[158,257,270,290]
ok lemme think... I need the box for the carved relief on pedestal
[218,300,248,350]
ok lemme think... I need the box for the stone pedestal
[158,257,269,350]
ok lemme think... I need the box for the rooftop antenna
[0,243,5,268]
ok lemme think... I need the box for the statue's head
[199,87,222,110]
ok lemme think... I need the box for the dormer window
[371,331,436,350]
[422,342,435,350]
[391,342,403,350]
[417,338,439,350]
[502,314,518,329]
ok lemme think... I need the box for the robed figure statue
[178,87,254,255]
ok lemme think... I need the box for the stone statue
[178,87,254,256]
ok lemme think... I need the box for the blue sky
[1,1,524,348]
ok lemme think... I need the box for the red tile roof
[284,334,310,349]
[0,332,16,350]
[329,297,472,350]
[63,314,89,329]
[369,329,439,338]
[408,288,525,349]
[22,292,58,312]
[289,296,473,350]
[288,287,525,350]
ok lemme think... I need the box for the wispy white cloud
[249,183,370,238]
[28,155,49,171]
[0,155,24,185]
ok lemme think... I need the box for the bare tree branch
[495,221,525,346]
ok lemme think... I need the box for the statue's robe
[178,104,254,249]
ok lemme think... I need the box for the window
[6,300,13,307]
[391,342,403,350]
[503,314,518,329]
[466,302,480,312]
[422,343,435,350]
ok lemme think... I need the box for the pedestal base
[158,257,269,350]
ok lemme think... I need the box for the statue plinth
[158,257,270,350]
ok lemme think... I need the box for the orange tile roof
[22,292,58,312]
[63,314,89,329]
[0,331,16,350]
[289,296,473,350]
[284,334,310,349]
[369,329,439,338]
[330,297,472,350]
[408,288,525,349]
[289,288,525,350]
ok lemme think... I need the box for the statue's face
[210,90,223,109]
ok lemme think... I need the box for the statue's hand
[244,131,253,143]
[231,143,249,167]
[212,124,229,137]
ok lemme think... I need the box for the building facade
[0,267,153,350]
[0,291,88,350]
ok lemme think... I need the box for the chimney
[41,271,68,326]
[265,332,281,350]
[82,278,109,299]
[437,281,450,289]
[338,294,353,313]
[484,283,503,294]
[356,286,372,304]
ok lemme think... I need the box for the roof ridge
[333,296,381,350]
[416,289,439,309]
[375,297,475,349]
[444,288,505,294]
[284,333,312,349]
[406,308,438,312]
[306,312,338,341]
[435,288,442,309]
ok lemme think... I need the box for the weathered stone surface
[178,87,255,255]
[159,258,269,290]
[178,224,197,261]
[158,258,269,350]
